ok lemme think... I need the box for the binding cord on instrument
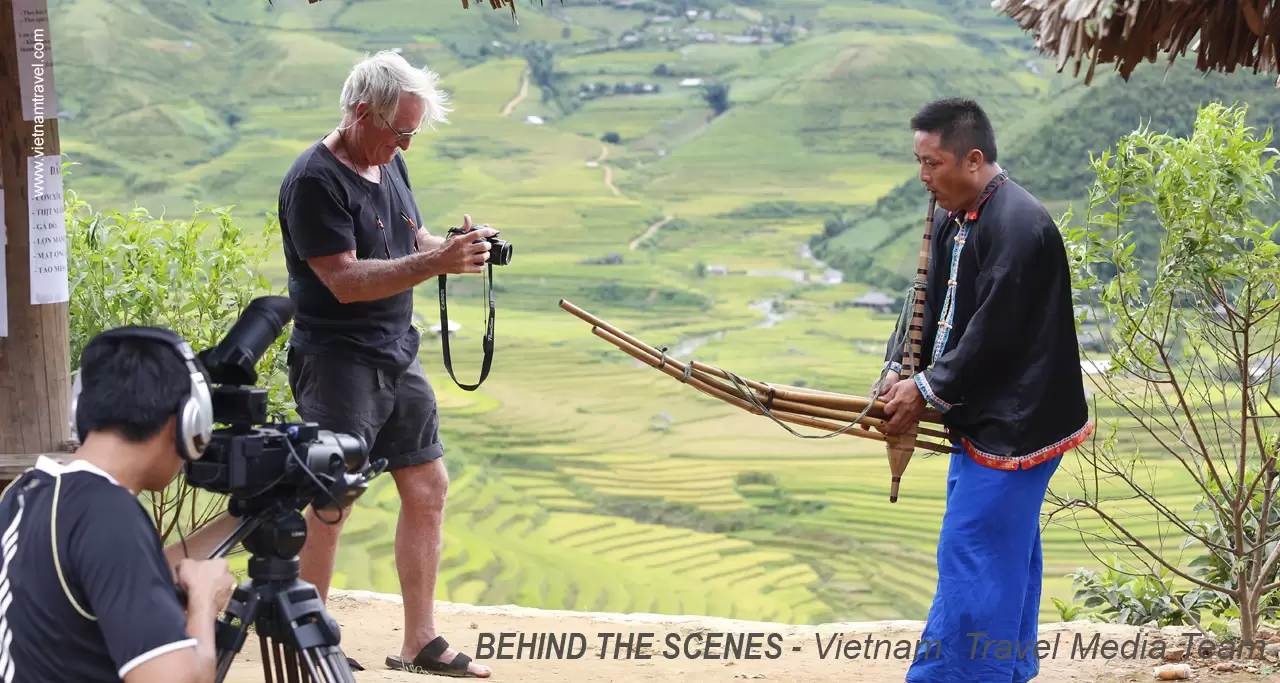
[704,280,925,442]
[720,367,882,440]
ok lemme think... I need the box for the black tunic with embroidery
[884,173,1093,469]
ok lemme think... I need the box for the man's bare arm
[310,249,443,303]
[162,512,242,574]
[122,597,220,683]
[125,559,237,683]
[417,227,444,253]
[311,222,497,303]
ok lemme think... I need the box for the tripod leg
[285,646,302,683]
[267,580,357,683]
[272,638,287,682]
[300,646,355,683]
[258,633,273,682]
[260,639,353,683]
[213,581,260,683]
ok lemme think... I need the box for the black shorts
[287,347,445,472]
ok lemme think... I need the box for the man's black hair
[76,334,191,443]
[910,98,998,164]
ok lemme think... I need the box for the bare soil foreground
[224,590,1278,683]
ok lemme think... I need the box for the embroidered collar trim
[949,171,1009,223]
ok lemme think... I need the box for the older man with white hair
[277,50,496,678]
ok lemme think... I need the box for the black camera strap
[437,263,495,391]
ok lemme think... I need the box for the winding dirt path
[598,144,621,197]
[501,70,529,117]
[630,215,673,250]
[827,47,862,80]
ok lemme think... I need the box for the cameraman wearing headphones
[0,328,242,682]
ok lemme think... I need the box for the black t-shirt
[278,139,426,370]
[0,457,195,682]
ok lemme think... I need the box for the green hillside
[53,0,1277,626]
[812,61,1280,291]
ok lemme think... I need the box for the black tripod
[207,502,356,683]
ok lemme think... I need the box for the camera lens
[333,432,369,473]
[491,239,513,266]
[197,295,296,386]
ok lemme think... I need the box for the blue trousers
[905,448,1062,683]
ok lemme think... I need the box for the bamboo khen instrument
[558,300,953,458]
[883,192,938,503]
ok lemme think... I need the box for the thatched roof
[304,1,549,20]
[991,0,1280,85]
[461,0,556,21]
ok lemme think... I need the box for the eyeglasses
[378,112,421,141]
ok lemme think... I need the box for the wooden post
[0,0,73,487]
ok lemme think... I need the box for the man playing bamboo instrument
[876,98,1093,683]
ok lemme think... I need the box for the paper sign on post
[29,154,67,305]
[12,0,56,122]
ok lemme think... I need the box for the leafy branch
[66,176,293,546]
[1051,103,1280,646]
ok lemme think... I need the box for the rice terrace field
[52,0,1278,627]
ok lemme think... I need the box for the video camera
[171,295,377,683]
[183,296,381,525]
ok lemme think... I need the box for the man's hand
[122,559,237,683]
[874,370,901,399]
[429,214,497,275]
[176,558,236,612]
[878,377,927,436]
[860,369,901,432]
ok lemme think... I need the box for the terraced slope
[61,0,1255,625]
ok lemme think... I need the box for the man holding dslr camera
[277,51,495,676]
[0,328,241,682]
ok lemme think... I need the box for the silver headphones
[70,326,214,461]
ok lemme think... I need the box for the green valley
[53,0,1280,627]
[813,61,1280,291]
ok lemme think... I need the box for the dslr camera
[447,224,513,266]
[183,295,381,521]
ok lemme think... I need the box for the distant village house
[848,292,895,314]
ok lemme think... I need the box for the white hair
[339,50,451,129]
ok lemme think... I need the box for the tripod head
[205,499,354,683]
[206,498,313,583]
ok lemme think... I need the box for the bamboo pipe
[763,397,950,440]
[599,327,953,454]
[573,322,921,434]
[884,191,938,503]
[651,356,950,441]
[558,299,944,425]
[592,326,953,455]
[686,359,942,425]
[557,297,938,433]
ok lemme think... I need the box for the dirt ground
[223,590,1277,683]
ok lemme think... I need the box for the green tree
[701,83,730,117]
[522,41,557,102]
[1052,103,1280,646]
[66,175,293,545]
